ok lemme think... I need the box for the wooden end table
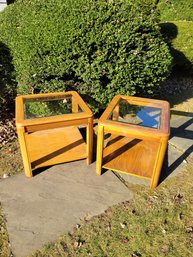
[96,95,170,189]
[16,91,93,177]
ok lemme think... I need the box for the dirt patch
[0,141,23,178]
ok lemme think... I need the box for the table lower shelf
[26,126,87,169]
[102,135,160,179]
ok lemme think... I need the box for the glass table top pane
[24,94,83,120]
[108,99,162,129]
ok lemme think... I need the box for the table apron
[24,118,90,133]
[102,125,169,141]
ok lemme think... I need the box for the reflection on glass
[24,95,83,119]
[108,99,161,129]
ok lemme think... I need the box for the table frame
[96,95,170,189]
[16,91,93,177]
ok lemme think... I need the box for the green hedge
[0,42,16,119]
[0,0,172,112]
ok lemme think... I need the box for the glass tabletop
[108,99,162,129]
[24,94,83,120]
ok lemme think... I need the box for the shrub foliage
[0,0,172,111]
[0,42,16,119]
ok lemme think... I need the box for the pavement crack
[112,171,130,189]
[168,141,193,163]
[168,141,184,152]
[16,227,37,235]
[38,193,67,201]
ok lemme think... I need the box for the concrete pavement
[0,161,133,257]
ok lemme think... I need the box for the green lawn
[0,205,11,257]
[159,21,193,71]
[171,21,193,64]
[158,0,193,70]
[158,0,193,22]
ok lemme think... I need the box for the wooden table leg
[17,127,32,177]
[150,138,168,189]
[86,117,93,165]
[96,124,104,175]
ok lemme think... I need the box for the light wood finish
[72,95,79,113]
[112,105,119,121]
[103,124,166,141]
[150,138,168,189]
[96,95,170,189]
[96,125,104,175]
[99,95,170,137]
[17,127,32,177]
[86,117,93,165]
[15,91,93,177]
[26,126,86,169]
[15,95,25,127]
[103,135,160,179]
[17,112,92,128]
[16,91,93,128]
[25,118,89,133]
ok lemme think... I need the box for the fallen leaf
[73,241,82,249]
[131,252,141,257]
[76,224,81,229]
[132,209,136,214]
[186,227,193,233]
[174,193,183,201]
[120,222,126,229]
[121,238,129,243]
[162,229,166,234]
[178,212,183,220]
[73,241,79,248]
[160,245,169,253]
[106,223,111,231]
[3,173,9,179]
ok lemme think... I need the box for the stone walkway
[0,109,192,257]
[0,162,133,257]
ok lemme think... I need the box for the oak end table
[96,95,170,189]
[16,91,93,177]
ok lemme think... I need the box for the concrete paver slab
[170,115,193,129]
[0,160,132,257]
[159,144,187,182]
[170,115,193,154]
[114,172,150,187]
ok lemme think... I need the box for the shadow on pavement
[159,110,193,184]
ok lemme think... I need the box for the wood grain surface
[26,126,87,169]
[102,135,160,179]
